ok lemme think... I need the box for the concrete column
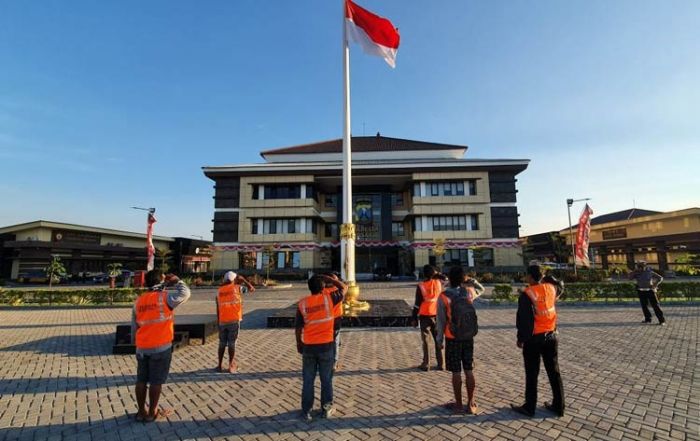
[656,241,669,271]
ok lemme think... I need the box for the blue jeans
[334,329,341,364]
[301,350,334,413]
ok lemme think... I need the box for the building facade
[0,220,211,280]
[203,136,529,277]
[558,208,700,271]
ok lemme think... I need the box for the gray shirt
[630,269,663,291]
[131,280,191,354]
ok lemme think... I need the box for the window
[252,184,303,200]
[423,215,479,231]
[392,222,405,237]
[325,223,338,238]
[413,183,421,197]
[470,214,479,231]
[276,251,301,269]
[424,181,470,197]
[467,180,476,196]
[306,184,317,201]
[239,252,257,269]
[252,218,310,235]
[391,192,404,208]
[325,194,338,208]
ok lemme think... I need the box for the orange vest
[418,279,442,316]
[524,283,558,335]
[440,287,475,340]
[218,283,242,324]
[323,286,343,319]
[299,293,335,345]
[135,291,174,350]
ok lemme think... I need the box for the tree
[44,255,67,288]
[107,262,123,289]
[674,253,700,276]
[262,245,276,283]
[155,247,173,273]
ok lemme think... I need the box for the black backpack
[448,287,478,340]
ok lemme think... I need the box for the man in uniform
[216,271,256,373]
[295,274,347,421]
[511,264,565,417]
[132,269,191,422]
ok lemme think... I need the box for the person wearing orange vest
[410,265,447,371]
[322,272,344,372]
[511,264,565,418]
[131,269,191,423]
[295,274,347,421]
[216,271,255,373]
[436,265,483,415]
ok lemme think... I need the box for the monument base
[267,299,412,328]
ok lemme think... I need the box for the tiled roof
[590,209,661,226]
[260,135,467,157]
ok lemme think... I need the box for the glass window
[414,218,422,232]
[470,214,479,231]
[252,220,258,234]
[252,185,259,200]
[288,219,296,233]
[292,252,301,268]
[443,183,452,196]
[391,192,404,208]
[458,216,466,230]
[392,222,405,237]
[468,180,476,196]
[413,183,421,197]
[325,194,337,208]
[431,183,439,196]
[456,182,465,196]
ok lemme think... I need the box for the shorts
[219,322,240,349]
[445,339,474,373]
[136,348,172,385]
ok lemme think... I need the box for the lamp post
[566,198,591,276]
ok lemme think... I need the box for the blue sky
[1,0,698,239]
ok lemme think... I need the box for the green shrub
[492,284,517,302]
[479,272,495,283]
[561,282,699,302]
[493,273,514,284]
[0,288,144,305]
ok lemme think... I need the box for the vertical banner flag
[146,212,157,271]
[575,204,594,267]
[345,0,400,67]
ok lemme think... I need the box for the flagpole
[341,0,361,306]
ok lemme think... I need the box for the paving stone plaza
[0,283,698,441]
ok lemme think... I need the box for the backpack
[448,287,478,340]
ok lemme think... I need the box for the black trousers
[637,290,665,323]
[522,333,564,414]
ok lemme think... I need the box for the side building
[0,220,211,281]
[203,135,529,277]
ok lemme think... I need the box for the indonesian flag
[146,212,157,271]
[345,0,400,68]
[575,204,594,267]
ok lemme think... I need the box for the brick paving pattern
[0,283,698,440]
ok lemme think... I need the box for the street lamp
[567,198,591,276]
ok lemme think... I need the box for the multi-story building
[203,135,529,277]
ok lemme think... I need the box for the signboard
[52,230,101,245]
[602,228,627,240]
[354,200,373,225]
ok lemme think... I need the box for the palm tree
[107,263,123,289]
[155,247,173,273]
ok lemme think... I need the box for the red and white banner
[345,0,400,68]
[575,204,594,267]
[146,212,157,271]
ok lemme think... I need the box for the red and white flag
[575,204,594,267]
[146,212,157,271]
[345,0,400,68]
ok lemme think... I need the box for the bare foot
[443,402,466,414]
[145,408,173,423]
[228,361,238,373]
[466,403,480,415]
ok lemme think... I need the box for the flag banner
[345,0,400,67]
[146,212,157,271]
[575,204,594,267]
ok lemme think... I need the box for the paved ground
[0,283,698,441]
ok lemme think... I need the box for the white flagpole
[341,0,356,286]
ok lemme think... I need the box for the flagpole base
[343,282,370,313]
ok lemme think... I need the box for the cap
[223,271,237,282]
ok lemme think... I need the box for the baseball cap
[223,271,237,282]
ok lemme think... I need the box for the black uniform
[516,277,565,416]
